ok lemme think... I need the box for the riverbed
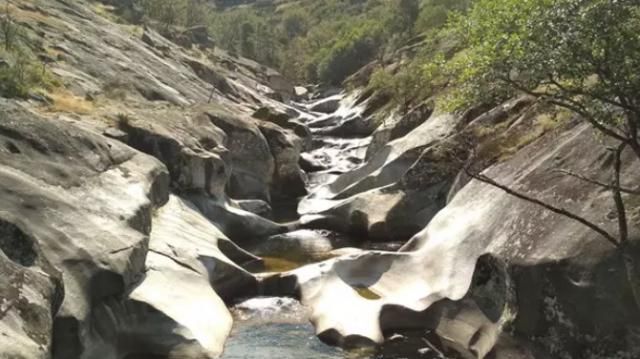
[221,94,450,359]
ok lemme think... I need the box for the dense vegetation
[447,0,640,309]
[124,0,640,143]
[127,0,469,85]
[0,2,53,98]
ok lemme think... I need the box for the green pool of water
[222,322,344,359]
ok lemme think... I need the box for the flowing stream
[221,94,446,359]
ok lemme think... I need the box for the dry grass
[9,4,64,30]
[48,89,94,114]
[125,24,144,37]
[92,3,118,22]
[475,108,572,162]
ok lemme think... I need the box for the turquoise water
[223,297,344,359]
[222,322,344,359]
[222,298,448,359]
[222,322,448,359]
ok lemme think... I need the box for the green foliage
[370,63,425,113]
[281,10,308,39]
[316,21,385,86]
[138,0,185,29]
[350,0,470,111]
[446,0,640,144]
[414,0,470,33]
[184,0,209,27]
[209,9,280,66]
[135,0,211,29]
[415,5,448,33]
[394,0,420,34]
[1,1,18,51]
[128,0,467,87]
[0,4,53,98]
[206,0,442,85]
[0,48,50,98]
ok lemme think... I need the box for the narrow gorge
[1,1,639,359]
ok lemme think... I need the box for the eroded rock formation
[0,1,639,359]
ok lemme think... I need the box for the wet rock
[300,152,329,172]
[314,114,377,138]
[277,121,640,358]
[310,96,341,114]
[253,107,312,151]
[300,113,461,241]
[246,229,355,263]
[188,195,291,243]
[86,195,260,359]
[235,199,273,218]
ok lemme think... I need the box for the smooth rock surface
[269,122,640,358]
[300,113,461,241]
[0,102,168,358]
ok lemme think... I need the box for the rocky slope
[0,1,639,359]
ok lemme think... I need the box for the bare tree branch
[552,169,640,195]
[464,166,620,247]
[497,75,629,142]
[545,74,633,113]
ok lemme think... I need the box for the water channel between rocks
[221,94,449,359]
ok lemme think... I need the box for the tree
[396,0,420,34]
[281,10,308,39]
[449,0,640,160]
[0,48,47,98]
[185,0,210,27]
[449,0,640,309]
[0,0,17,50]
[239,21,256,59]
[463,142,640,311]
[139,0,185,30]
[370,61,433,115]
[316,21,384,85]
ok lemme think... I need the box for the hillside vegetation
[0,2,57,97]
[120,0,469,85]
[1,1,640,359]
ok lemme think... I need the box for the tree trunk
[627,113,640,161]
[621,242,640,314]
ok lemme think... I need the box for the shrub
[0,49,48,98]
[0,1,18,51]
[316,22,384,85]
